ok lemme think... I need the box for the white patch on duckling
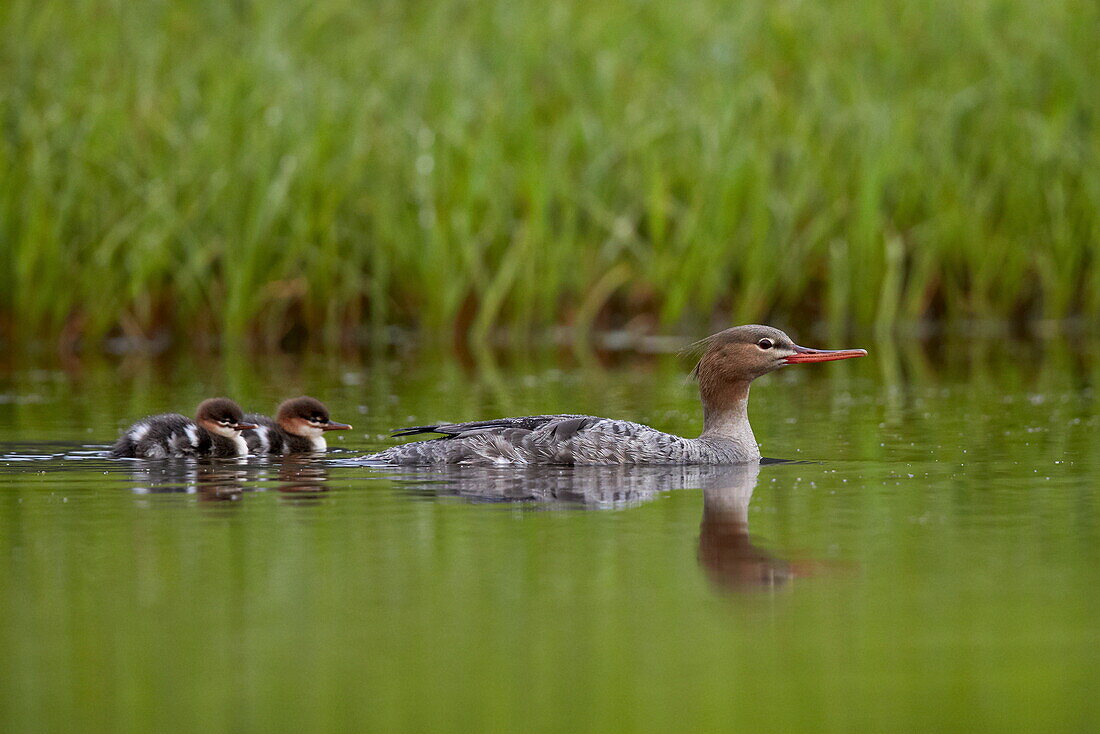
[253,426,270,453]
[184,425,200,447]
[293,422,327,452]
[129,423,150,443]
[231,433,248,456]
[210,424,236,438]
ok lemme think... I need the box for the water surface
[1,340,1098,732]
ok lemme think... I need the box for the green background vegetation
[2,0,1098,347]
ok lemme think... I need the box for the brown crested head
[687,324,866,438]
[195,398,257,434]
[690,324,867,390]
[691,325,799,384]
[276,396,352,437]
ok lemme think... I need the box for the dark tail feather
[390,425,441,437]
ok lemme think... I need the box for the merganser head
[692,325,867,383]
[276,396,352,438]
[196,398,257,438]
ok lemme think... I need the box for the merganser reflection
[376,461,806,590]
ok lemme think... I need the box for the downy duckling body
[243,397,352,454]
[364,325,866,466]
[111,398,258,458]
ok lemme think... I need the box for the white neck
[698,381,758,458]
[205,421,250,457]
[701,397,750,436]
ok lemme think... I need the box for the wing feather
[390,414,591,438]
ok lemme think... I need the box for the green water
[1,339,1098,732]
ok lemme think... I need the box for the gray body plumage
[363,413,760,466]
[110,414,246,458]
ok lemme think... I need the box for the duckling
[242,396,352,454]
[111,398,258,459]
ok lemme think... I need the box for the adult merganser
[364,325,866,465]
[242,396,352,454]
[110,398,258,458]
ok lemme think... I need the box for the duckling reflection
[276,455,329,499]
[381,461,802,591]
[128,459,248,502]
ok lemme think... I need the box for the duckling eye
[757,338,774,350]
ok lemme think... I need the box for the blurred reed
[1,0,1098,348]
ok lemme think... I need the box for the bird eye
[757,338,774,350]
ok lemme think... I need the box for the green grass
[1,0,1098,348]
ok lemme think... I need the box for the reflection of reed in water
[382,462,809,592]
[128,459,248,502]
